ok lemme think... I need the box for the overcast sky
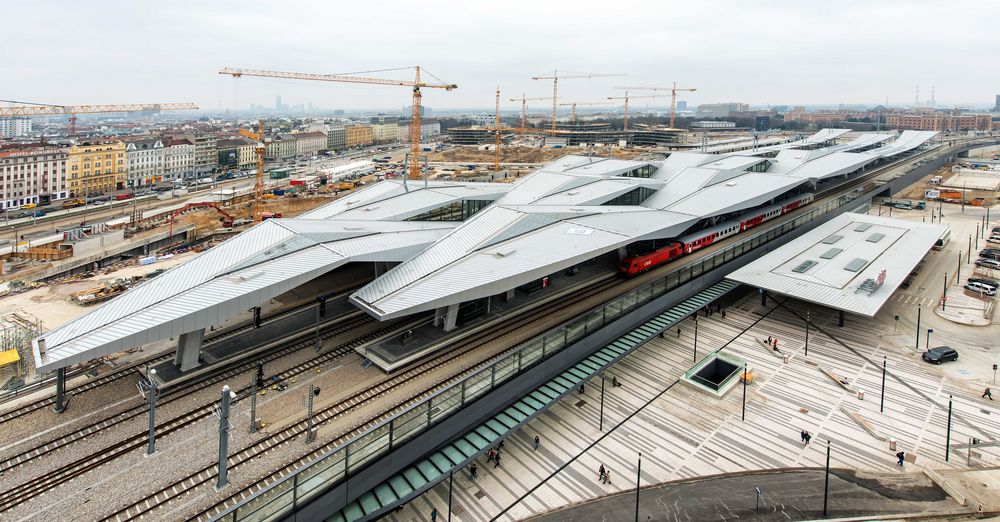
[4,0,998,113]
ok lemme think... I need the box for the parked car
[967,277,1000,289]
[980,249,1000,261]
[976,258,1000,269]
[922,346,959,364]
[91,199,108,206]
[966,281,998,296]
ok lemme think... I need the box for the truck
[338,181,357,191]
[114,192,134,201]
[260,211,282,221]
[61,199,86,209]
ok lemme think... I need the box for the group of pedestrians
[703,304,726,319]
[598,463,613,484]
[767,335,779,352]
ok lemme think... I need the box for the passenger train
[618,193,815,277]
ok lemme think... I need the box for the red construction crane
[615,82,697,128]
[220,67,457,179]
[531,70,626,132]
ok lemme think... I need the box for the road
[526,469,953,522]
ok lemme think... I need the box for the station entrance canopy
[727,213,948,316]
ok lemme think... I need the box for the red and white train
[618,193,814,277]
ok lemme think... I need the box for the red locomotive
[618,193,814,277]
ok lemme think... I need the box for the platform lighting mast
[531,71,626,132]
[606,93,669,130]
[494,87,502,172]
[614,82,696,128]
[220,67,457,180]
[508,95,554,132]
[0,101,199,135]
[558,101,611,123]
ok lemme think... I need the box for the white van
[966,281,997,296]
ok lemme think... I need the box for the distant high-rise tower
[275,95,282,112]
[994,95,1000,112]
[930,86,936,106]
[915,85,920,106]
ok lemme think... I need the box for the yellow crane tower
[507,94,554,132]
[220,66,457,180]
[494,86,502,172]
[0,101,199,134]
[531,70,626,132]
[237,122,267,224]
[558,101,611,123]
[606,92,669,130]
[615,82,697,128]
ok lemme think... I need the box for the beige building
[66,141,127,196]
[292,131,327,157]
[345,125,374,148]
[163,138,196,181]
[0,147,68,209]
[371,121,399,144]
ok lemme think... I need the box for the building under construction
[447,122,686,147]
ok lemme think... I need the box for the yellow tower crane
[531,70,625,132]
[614,82,697,128]
[606,92,669,130]
[558,101,611,123]
[220,67,457,180]
[237,122,267,224]
[0,101,198,134]
[507,94,554,132]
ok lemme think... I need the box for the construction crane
[0,101,199,134]
[615,82,696,128]
[558,101,610,123]
[606,92,668,130]
[220,67,457,179]
[531,70,626,132]
[238,121,267,224]
[493,87,502,172]
[507,94,554,132]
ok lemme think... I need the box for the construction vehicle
[606,92,669,130]
[614,82,697,128]
[0,101,198,135]
[221,66,457,180]
[338,180,357,191]
[531,70,626,132]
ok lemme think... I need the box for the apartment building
[371,121,399,144]
[266,134,297,160]
[125,138,165,187]
[66,142,127,196]
[327,125,346,150]
[217,137,257,171]
[0,117,32,139]
[0,147,68,209]
[345,125,374,148]
[397,121,441,142]
[163,138,196,181]
[886,112,993,132]
[292,131,327,156]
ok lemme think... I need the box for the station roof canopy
[33,129,941,371]
[726,213,949,316]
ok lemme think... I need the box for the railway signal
[306,385,321,444]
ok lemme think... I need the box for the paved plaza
[387,288,1000,521]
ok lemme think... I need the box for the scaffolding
[0,312,43,390]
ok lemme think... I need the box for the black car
[922,346,959,364]
[981,250,1000,261]
[968,277,1000,289]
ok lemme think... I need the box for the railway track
[0,313,414,513]
[100,276,623,522]
[0,289,357,425]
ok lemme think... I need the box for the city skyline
[3,0,999,112]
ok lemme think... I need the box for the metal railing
[213,178,880,522]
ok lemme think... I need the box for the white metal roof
[727,213,948,316]
[33,129,941,370]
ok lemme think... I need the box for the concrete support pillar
[53,367,66,414]
[505,289,515,302]
[434,306,446,327]
[442,303,460,332]
[175,328,205,372]
[253,306,262,328]
[617,246,628,260]
[485,296,492,315]
[838,310,845,328]
[374,262,389,277]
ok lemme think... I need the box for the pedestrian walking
[534,435,540,450]
[677,328,682,338]
[494,453,502,468]
[800,430,807,443]
[612,375,620,387]
[498,440,505,452]
[487,448,496,463]
[984,388,994,400]
[599,464,606,482]
[768,335,772,345]
[579,383,585,394]
[431,507,438,521]
[470,463,478,479]
[604,468,612,484]
[773,339,779,351]
[721,309,726,319]
[804,432,811,444]
[896,451,905,466]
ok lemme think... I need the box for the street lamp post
[880,356,887,413]
[915,307,922,349]
[693,314,698,362]
[823,441,831,516]
[804,310,810,357]
[742,364,748,421]
[217,385,234,489]
[927,328,934,349]
[942,274,948,311]
[634,452,642,522]
[599,373,606,432]
[146,368,157,455]
[946,395,953,462]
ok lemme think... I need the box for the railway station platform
[146,290,360,390]
[360,255,618,372]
